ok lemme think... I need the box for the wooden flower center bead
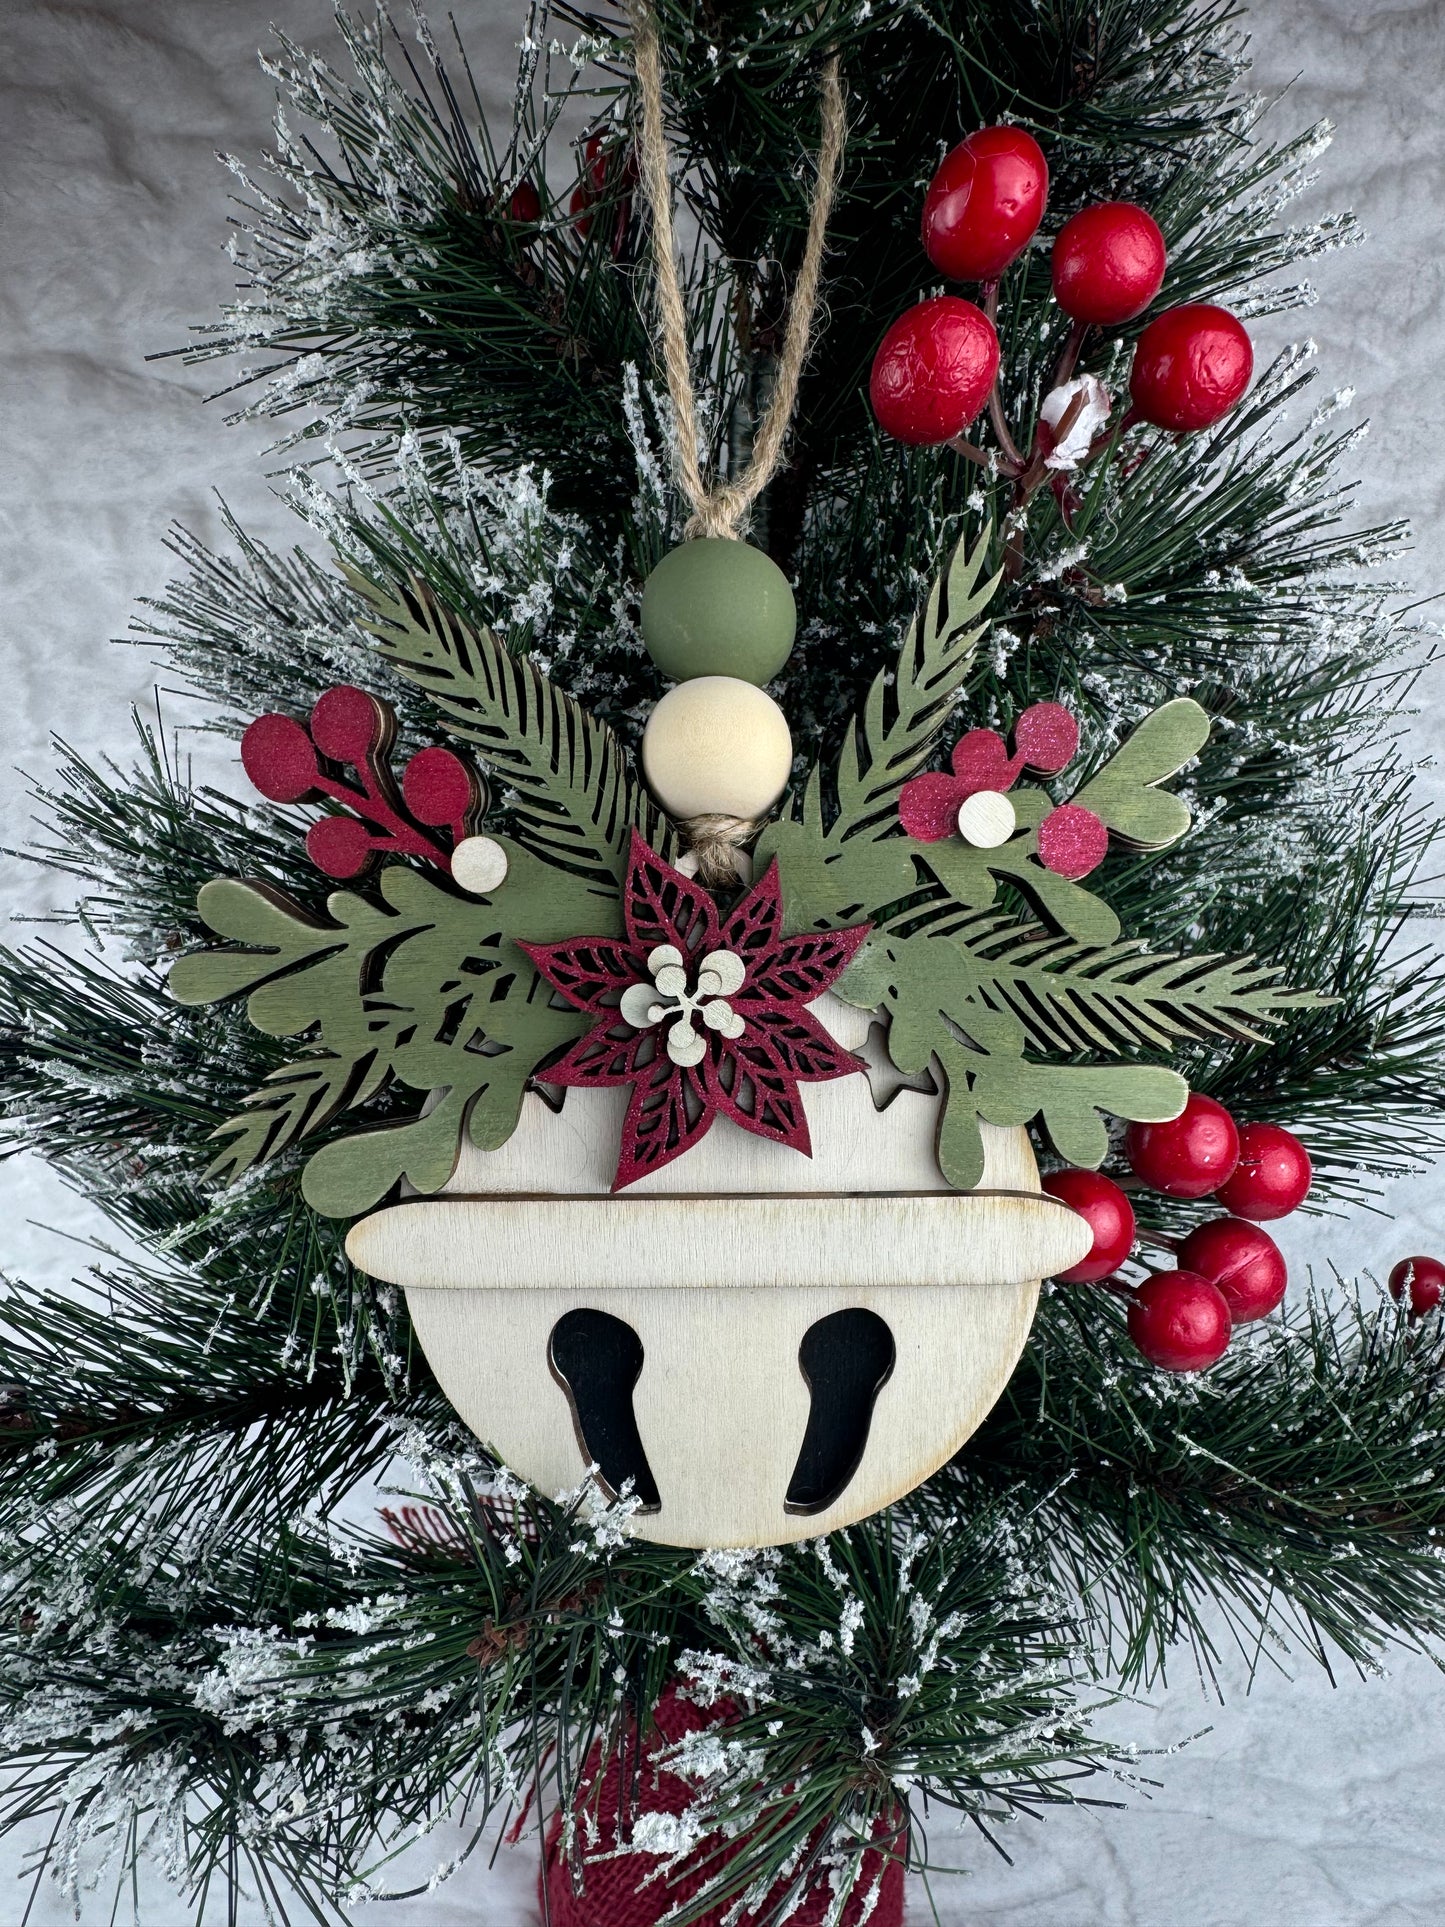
[618,942,747,1067]
[956,789,1017,847]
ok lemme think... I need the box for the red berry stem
[310,766,453,871]
[980,281,1027,472]
[944,435,994,469]
[1050,317,1090,391]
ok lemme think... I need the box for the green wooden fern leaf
[935,912,1325,1053]
[342,564,673,887]
[831,526,1000,842]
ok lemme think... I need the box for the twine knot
[681,812,760,888]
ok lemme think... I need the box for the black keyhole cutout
[785,1309,896,1515]
[548,1309,661,1511]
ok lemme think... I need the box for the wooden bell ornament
[346,994,1091,1550]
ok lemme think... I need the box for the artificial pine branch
[2,2,1444,1920]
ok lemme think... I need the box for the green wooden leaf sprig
[171,843,618,1216]
[761,527,1001,928]
[341,564,675,888]
[758,541,1325,1179]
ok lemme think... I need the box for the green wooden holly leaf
[301,1086,475,1219]
[1073,697,1209,848]
[855,927,1189,1185]
[971,1056,1187,1167]
[169,881,339,1008]
[919,797,1124,946]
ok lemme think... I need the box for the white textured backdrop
[2,3,1443,1921]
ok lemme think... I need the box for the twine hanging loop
[628,4,846,541]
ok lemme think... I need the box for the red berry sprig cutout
[241,684,485,880]
[896,700,1109,880]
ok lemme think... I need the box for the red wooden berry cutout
[241,712,321,804]
[1051,202,1167,326]
[1013,701,1079,773]
[1213,1121,1311,1221]
[1178,1217,1288,1324]
[1036,803,1108,879]
[1129,303,1253,432]
[239,683,485,879]
[310,684,387,765]
[897,702,1090,852]
[949,728,1015,795]
[306,813,377,880]
[869,296,1000,445]
[897,773,967,842]
[403,746,479,831]
[921,126,1049,282]
[1126,1091,1240,1198]
[1388,1256,1445,1318]
[1041,1168,1135,1282]
[1128,1270,1232,1372]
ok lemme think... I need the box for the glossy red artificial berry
[1389,1256,1445,1318]
[1041,1168,1136,1282]
[1051,201,1167,325]
[921,126,1049,281]
[241,712,321,803]
[1127,1270,1232,1372]
[1213,1121,1312,1221]
[1177,1217,1288,1324]
[869,295,1000,445]
[1129,303,1253,431]
[310,684,386,765]
[509,180,542,224]
[1125,1092,1240,1199]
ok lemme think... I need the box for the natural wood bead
[450,834,510,895]
[641,676,793,821]
[956,789,1016,847]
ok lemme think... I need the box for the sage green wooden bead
[640,538,797,685]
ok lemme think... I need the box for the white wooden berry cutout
[346,994,1091,1549]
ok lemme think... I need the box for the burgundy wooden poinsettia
[519,833,870,1190]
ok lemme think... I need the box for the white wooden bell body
[346,997,1090,1548]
